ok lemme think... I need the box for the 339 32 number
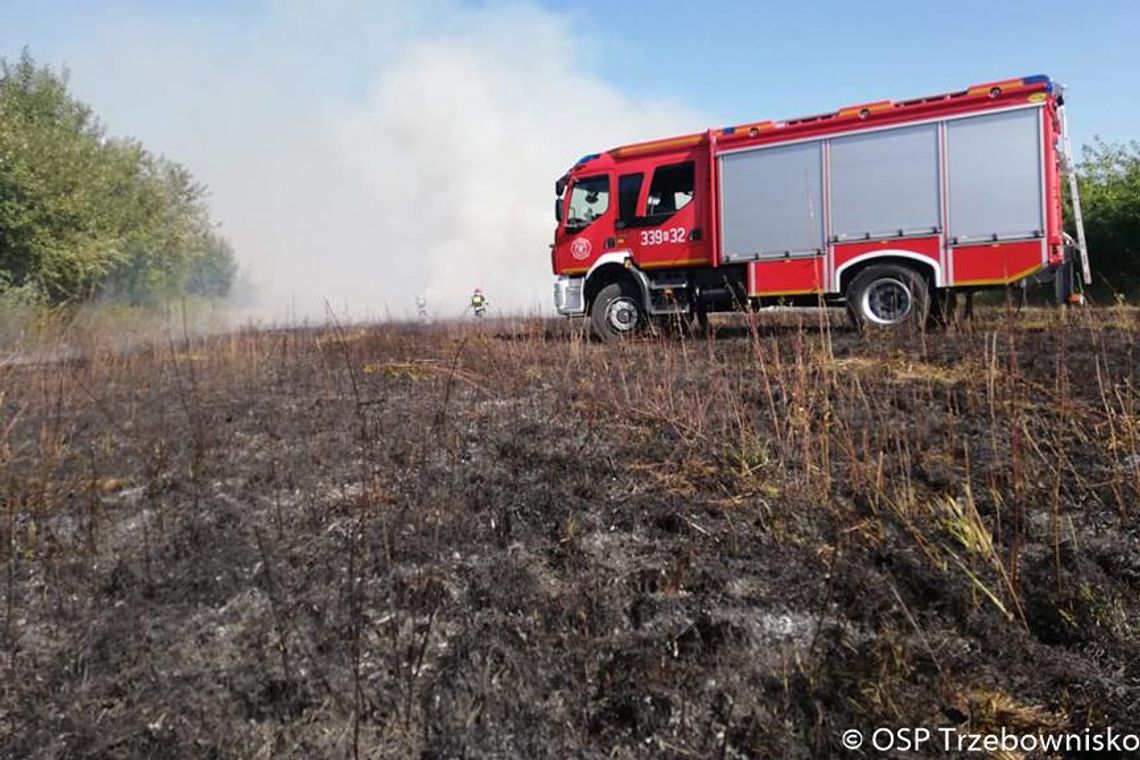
[639,227,687,246]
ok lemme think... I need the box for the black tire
[846,264,930,331]
[590,281,644,342]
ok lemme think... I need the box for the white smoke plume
[37,1,709,320]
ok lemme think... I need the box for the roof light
[1021,74,1054,93]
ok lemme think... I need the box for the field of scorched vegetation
[1,306,1138,758]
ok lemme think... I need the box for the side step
[645,273,691,315]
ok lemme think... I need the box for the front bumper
[553,276,585,316]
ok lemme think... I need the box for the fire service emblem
[571,238,592,260]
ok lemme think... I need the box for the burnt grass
[1,306,1139,758]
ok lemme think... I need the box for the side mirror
[555,198,562,223]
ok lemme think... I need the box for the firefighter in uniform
[470,288,488,318]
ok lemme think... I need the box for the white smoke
[37,1,709,320]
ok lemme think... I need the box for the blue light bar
[1022,74,1053,92]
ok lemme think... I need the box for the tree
[186,232,238,299]
[0,50,236,305]
[1076,139,1140,299]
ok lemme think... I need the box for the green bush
[1075,139,1140,299]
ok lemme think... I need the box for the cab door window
[645,162,694,223]
[565,175,610,231]
[617,162,694,228]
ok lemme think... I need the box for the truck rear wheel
[590,281,644,342]
[847,264,930,331]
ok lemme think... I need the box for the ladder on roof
[1059,102,1092,286]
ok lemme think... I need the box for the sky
[563,0,1138,147]
[2,0,1137,319]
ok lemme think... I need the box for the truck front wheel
[590,281,644,342]
[847,264,930,331]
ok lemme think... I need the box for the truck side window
[566,175,609,230]
[645,162,694,222]
[618,173,644,228]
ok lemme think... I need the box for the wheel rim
[861,277,913,325]
[605,297,640,333]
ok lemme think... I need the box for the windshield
[565,175,609,230]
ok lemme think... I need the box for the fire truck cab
[551,75,1088,341]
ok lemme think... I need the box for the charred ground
[1,307,1138,758]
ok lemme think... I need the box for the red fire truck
[551,75,1090,340]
